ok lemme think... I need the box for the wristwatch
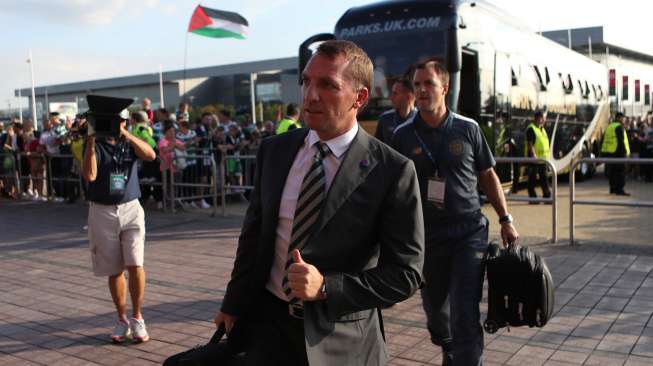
[319,281,327,299]
[499,214,513,224]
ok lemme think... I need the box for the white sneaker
[53,197,65,203]
[130,317,150,343]
[110,319,132,343]
[190,201,199,209]
[20,192,31,200]
[199,199,210,209]
[38,196,48,202]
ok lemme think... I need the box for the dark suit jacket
[221,127,424,366]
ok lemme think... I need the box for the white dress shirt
[266,123,359,301]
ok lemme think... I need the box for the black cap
[615,112,625,119]
[86,94,133,137]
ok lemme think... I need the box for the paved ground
[1,174,653,365]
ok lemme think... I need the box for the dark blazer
[221,127,424,366]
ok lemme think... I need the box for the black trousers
[605,153,626,192]
[527,165,550,198]
[243,291,308,366]
[48,157,66,197]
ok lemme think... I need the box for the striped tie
[282,142,331,310]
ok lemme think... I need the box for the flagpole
[183,32,189,101]
[28,50,38,131]
[44,88,49,116]
[159,64,165,108]
[250,73,257,125]
[18,88,23,124]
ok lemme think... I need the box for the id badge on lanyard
[414,128,446,209]
[427,173,446,208]
[110,141,127,196]
[109,173,126,196]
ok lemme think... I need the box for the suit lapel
[313,128,378,235]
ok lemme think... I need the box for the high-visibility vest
[601,122,630,156]
[525,123,550,159]
[276,118,301,134]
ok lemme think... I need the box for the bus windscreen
[347,32,446,119]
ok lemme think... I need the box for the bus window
[577,80,586,98]
[584,81,591,98]
[563,74,573,94]
[533,65,546,91]
[345,31,447,120]
[511,68,518,86]
[544,67,551,85]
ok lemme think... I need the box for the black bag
[163,323,248,366]
[483,243,555,334]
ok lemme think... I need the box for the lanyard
[413,127,439,172]
[111,139,128,174]
[413,116,451,174]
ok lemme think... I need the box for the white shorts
[88,199,145,276]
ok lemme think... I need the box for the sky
[1,0,651,112]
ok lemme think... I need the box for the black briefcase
[483,243,555,333]
[163,323,248,366]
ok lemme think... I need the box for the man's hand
[500,222,519,248]
[119,121,129,138]
[214,311,238,334]
[287,249,324,301]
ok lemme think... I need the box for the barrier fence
[495,157,558,243]
[168,152,219,216]
[219,155,257,217]
[1,150,223,216]
[569,157,653,246]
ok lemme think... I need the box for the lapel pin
[359,159,369,169]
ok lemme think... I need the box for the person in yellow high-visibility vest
[275,103,301,135]
[525,111,551,202]
[601,112,631,195]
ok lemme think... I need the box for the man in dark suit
[213,40,425,366]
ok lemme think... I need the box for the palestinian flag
[188,5,249,40]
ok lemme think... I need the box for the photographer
[82,95,156,344]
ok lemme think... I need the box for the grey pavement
[1,175,653,365]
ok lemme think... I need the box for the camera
[86,95,133,138]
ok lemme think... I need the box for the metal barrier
[220,155,257,217]
[45,153,84,202]
[15,152,48,200]
[495,157,558,243]
[168,152,219,216]
[569,157,653,246]
[3,146,225,218]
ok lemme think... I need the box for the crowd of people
[0,99,304,207]
[625,112,653,182]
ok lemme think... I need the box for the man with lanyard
[82,95,156,344]
[392,59,519,366]
[525,111,551,202]
[601,112,631,195]
[374,78,416,144]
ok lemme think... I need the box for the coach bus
[299,0,609,181]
